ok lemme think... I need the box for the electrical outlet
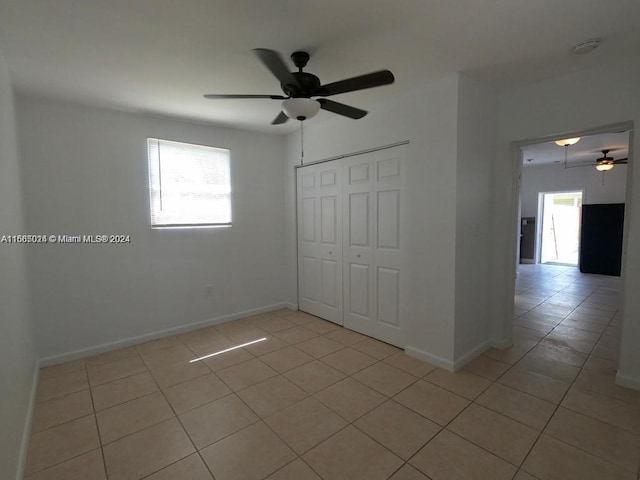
[206,284,214,297]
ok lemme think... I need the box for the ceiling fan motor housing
[282,72,321,98]
[291,51,310,69]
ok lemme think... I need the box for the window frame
[147,137,232,229]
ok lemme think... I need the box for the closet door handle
[356,254,361,258]
[329,250,333,255]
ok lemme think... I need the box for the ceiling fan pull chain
[300,120,305,166]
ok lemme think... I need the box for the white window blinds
[147,138,231,227]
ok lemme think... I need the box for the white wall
[0,48,37,480]
[284,75,463,367]
[17,96,288,361]
[454,75,497,361]
[521,162,627,218]
[492,55,640,389]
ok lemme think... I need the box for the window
[147,138,231,228]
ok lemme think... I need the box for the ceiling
[521,131,630,167]
[1,0,639,134]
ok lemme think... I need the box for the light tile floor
[24,264,640,479]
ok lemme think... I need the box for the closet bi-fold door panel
[343,147,404,347]
[343,156,375,334]
[297,163,343,325]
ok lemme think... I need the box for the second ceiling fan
[204,48,395,124]
[567,149,629,171]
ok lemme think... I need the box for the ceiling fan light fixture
[282,98,320,121]
[554,137,581,147]
[595,163,614,171]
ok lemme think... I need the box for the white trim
[283,301,298,311]
[295,140,410,168]
[405,339,504,374]
[16,362,39,480]
[615,371,640,392]
[39,303,296,367]
[404,346,454,371]
[453,341,492,371]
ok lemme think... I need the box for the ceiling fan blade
[253,49,300,89]
[316,70,394,97]
[318,99,367,119]
[613,158,628,164]
[204,94,287,99]
[271,111,289,125]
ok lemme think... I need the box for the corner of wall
[615,371,640,391]
[405,346,455,371]
[452,340,492,371]
[0,43,39,480]
[15,363,40,480]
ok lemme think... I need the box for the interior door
[343,146,405,346]
[372,147,404,346]
[297,163,343,324]
[342,155,375,334]
[296,144,406,344]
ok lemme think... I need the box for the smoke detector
[572,39,600,55]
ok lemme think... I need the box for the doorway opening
[538,191,582,266]
[504,122,633,381]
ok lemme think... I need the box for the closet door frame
[295,144,407,346]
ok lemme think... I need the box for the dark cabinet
[579,203,625,276]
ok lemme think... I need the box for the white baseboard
[17,361,39,480]
[453,341,491,371]
[615,371,640,392]
[405,340,494,373]
[39,302,296,367]
[405,346,454,371]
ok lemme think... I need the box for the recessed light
[572,39,600,55]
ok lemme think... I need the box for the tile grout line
[509,268,628,477]
[24,362,106,478]
[173,322,349,478]
[198,340,408,479]
[84,360,110,480]
[133,334,215,480]
[260,350,418,480]
[28,293,631,480]
[434,268,622,477]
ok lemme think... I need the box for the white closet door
[343,155,376,333]
[343,146,405,346]
[296,145,405,344]
[372,147,405,346]
[297,163,343,324]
